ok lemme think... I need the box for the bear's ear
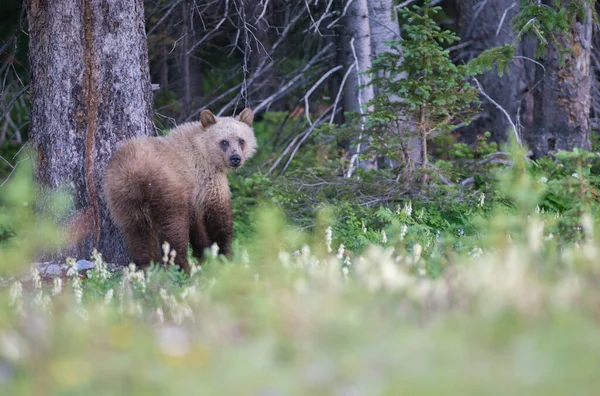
[237,108,254,127]
[200,109,217,128]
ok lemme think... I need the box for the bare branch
[472,77,521,146]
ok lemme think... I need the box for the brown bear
[102,108,257,272]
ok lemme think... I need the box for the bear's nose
[230,154,242,167]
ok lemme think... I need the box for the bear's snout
[230,154,242,167]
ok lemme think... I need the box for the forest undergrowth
[1,138,600,394]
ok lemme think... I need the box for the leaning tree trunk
[456,0,524,144]
[527,2,593,158]
[26,0,154,264]
[368,0,422,167]
[342,0,376,173]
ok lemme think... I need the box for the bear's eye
[239,139,245,147]
[220,140,229,148]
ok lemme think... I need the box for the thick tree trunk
[26,0,154,264]
[527,2,593,158]
[368,0,422,166]
[456,0,523,144]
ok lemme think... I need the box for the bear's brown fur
[103,108,257,272]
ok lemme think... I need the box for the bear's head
[199,108,258,170]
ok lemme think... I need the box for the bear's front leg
[190,212,211,261]
[204,203,234,257]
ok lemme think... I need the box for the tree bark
[368,0,422,166]
[527,2,593,157]
[456,0,524,144]
[342,0,374,114]
[26,0,154,264]
[342,0,376,172]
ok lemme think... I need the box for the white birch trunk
[368,0,422,166]
[342,0,376,174]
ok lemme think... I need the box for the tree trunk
[368,0,422,166]
[26,0,154,264]
[181,1,192,119]
[342,0,374,114]
[342,0,375,172]
[246,1,281,111]
[527,2,593,157]
[456,0,524,144]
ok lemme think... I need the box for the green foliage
[465,44,516,76]
[512,0,598,58]
[2,153,600,393]
[367,3,479,166]
[0,155,68,272]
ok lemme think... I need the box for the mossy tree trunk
[456,0,524,144]
[527,1,593,158]
[26,0,154,264]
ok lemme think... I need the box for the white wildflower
[572,172,579,178]
[337,243,345,260]
[399,224,408,241]
[33,291,51,313]
[30,267,42,290]
[156,308,165,324]
[344,256,351,267]
[9,281,22,311]
[210,243,220,258]
[412,243,423,264]
[403,201,413,217]
[325,226,333,253]
[342,266,349,279]
[162,241,170,264]
[72,277,83,305]
[361,221,367,233]
[539,176,548,183]
[91,249,110,280]
[458,229,464,237]
[104,289,114,305]
[417,208,424,221]
[126,265,146,293]
[478,192,485,208]
[66,257,78,277]
[169,248,177,266]
[52,277,62,296]
[381,230,388,244]
[189,260,200,277]
[469,246,483,258]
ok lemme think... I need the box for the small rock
[42,264,62,277]
[75,260,95,271]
